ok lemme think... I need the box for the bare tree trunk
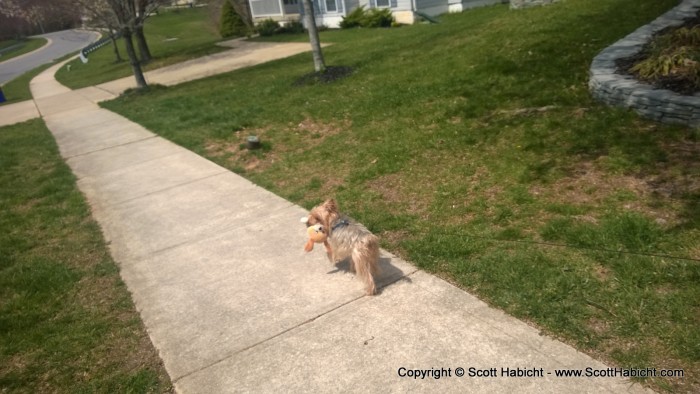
[134,25,151,63]
[135,1,152,63]
[301,0,325,72]
[122,28,147,88]
[110,28,123,62]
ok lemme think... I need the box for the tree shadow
[293,66,354,86]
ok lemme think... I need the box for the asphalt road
[0,29,100,85]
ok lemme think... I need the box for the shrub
[257,19,281,36]
[340,6,366,29]
[364,8,394,28]
[219,0,248,38]
[339,6,394,29]
[279,20,305,34]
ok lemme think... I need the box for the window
[376,0,390,7]
[325,0,337,12]
[283,0,298,4]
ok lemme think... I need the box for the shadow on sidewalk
[327,256,413,294]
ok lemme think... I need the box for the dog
[303,199,380,295]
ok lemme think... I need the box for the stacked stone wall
[589,0,700,128]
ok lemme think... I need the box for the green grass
[0,54,76,105]
[0,38,53,105]
[101,0,698,392]
[0,38,47,63]
[0,119,172,392]
[55,7,226,89]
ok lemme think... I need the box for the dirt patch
[366,173,404,204]
[293,117,347,138]
[204,117,348,174]
[366,173,431,218]
[645,139,700,199]
[586,316,611,336]
[531,161,648,204]
[592,264,612,282]
[530,155,696,226]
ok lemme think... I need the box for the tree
[134,0,152,63]
[301,0,325,72]
[230,0,253,30]
[219,0,246,38]
[102,0,164,88]
[208,0,252,35]
[70,0,123,62]
[0,0,79,37]
[105,0,147,88]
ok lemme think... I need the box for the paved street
[0,29,99,85]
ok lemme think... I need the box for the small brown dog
[303,199,380,295]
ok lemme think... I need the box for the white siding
[251,0,282,16]
[415,0,504,16]
[345,0,360,12]
[393,0,412,11]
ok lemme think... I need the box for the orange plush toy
[304,224,329,252]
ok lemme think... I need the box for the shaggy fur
[305,199,380,295]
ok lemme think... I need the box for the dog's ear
[323,199,338,214]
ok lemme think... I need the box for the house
[171,0,198,6]
[249,0,507,28]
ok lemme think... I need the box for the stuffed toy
[304,224,328,252]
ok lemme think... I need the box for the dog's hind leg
[352,238,380,295]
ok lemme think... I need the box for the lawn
[102,0,698,392]
[0,38,52,105]
[55,6,226,89]
[0,37,47,63]
[0,55,73,105]
[0,119,172,392]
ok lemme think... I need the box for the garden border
[589,0,700,128]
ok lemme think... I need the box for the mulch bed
[616,12,700,96]
[293,66,354,86]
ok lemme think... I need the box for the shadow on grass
[293,66,354,86]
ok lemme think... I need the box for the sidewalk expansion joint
[85,85,119,101]
[64,135,158,160]
[70,149,200,181]
[94,170,230,209]
[126,200,297,261]
[171,269,419,384]
[172,293,367,384]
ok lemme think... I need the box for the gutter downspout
[278,0,285,18]
[410,0,417,24]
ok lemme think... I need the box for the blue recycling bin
[0,87,5,103]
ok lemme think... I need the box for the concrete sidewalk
[29,42,651,393]
[1,41,314,126]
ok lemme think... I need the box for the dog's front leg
[324,240,334,262]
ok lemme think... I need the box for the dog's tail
[353,236,380,295]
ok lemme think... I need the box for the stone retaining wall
[589,0,700,128]
[510,0,559,9]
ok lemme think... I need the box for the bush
[339,6,366,29]
[257,19,281,36]
[339,6,394,29]
[219,0,248,38]
[279,20,305,34]
[364,8,393,28]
